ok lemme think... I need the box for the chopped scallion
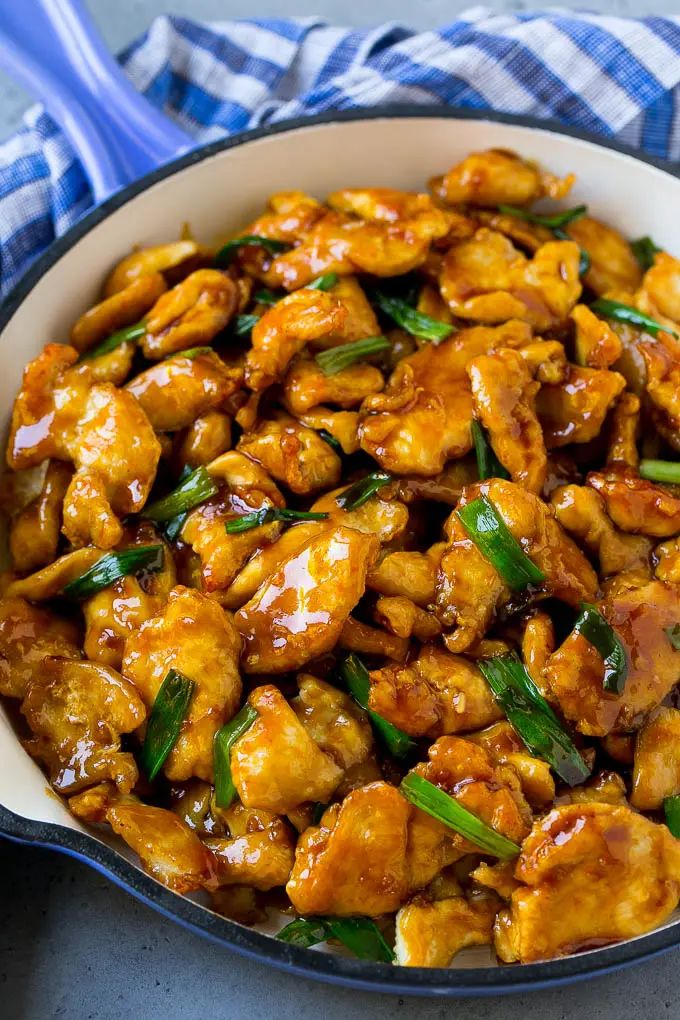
[225,507,328,534]
[317,429,342,454]
[315,336,390,376]
[140,669,196,781]
[213,703,258,808]
[665,624,680,651]
[664,795,680,838]
[62,545,164,600]
[471,420,510,481]
[639,460,680,485]
[340,654,415,759]
[143,466,218,523]
[335,472,392,512]
[632,236,661,272]
[78,320,146,362]
[276,916,394,962]
[373,291,454,343]
[307,272,339,292]
[456,495,545,591]
[497,204,587,230]
[215,235,289,266]
[572,602,628,695]
[234,313,260,335]
[590,298,678,340]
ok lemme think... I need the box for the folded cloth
[1,7,679,296]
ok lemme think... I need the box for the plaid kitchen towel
[1,6,679,296]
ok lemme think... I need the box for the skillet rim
[1,103,679,996]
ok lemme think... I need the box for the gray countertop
[2,2,680,1017]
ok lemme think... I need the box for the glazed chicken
[3,146,680,972]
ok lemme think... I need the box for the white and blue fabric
[1,7,679,296]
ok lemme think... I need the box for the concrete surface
[2,2,680,1018]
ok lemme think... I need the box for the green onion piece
[164,512,188,543]
[172,346,212,360]
[62,545,164,600]
[551,226,591,275]
[573,603,628,695]
[215,235,289,267]
[664,795,680,838]
[315,336,390,376]
[335,471,392,512]
[639,459,680,485]
[234,313,260,336]
[373,290,454,343]
[497,204,587,230]
[632,236,661,272]
[456,495,545,591]
[213,703,258,808]
[143,466,218,523]
[317,429,342,454]
[254,288,280,306]
[340,654,415,759]
[477,654,590,786]
[225,507,329,535]
[590,298,678,340]
[78,321,146,362]
[307,272,339,292]
[400,772,520,860]
[471,420,510,481]
[665,624,680,651]
[140,669,196,781]
[276,916,394,962]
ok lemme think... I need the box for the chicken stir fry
[3,147,680,970]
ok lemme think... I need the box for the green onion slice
[477,654,590,786]
[632,236,661,272]
[276,916,394,962]
[497,204,587,230]
[143,466,218,523]
[215,235,289,266]
[225,508,329,534]
[639,460,680,485]
[164,512,188,543]
[254,288,280,306]
[665,624,680,651]
[78,320,146,362]
[552,227,591,275]
[317,429,342,454]
[572,602,628,695]
[335,471,392,512]
[373,290,454,343]
[456,495,545,591]
[62,545,164,600]
[315,336,390,376]
[307,272,339,292]
[664,795,680,838]
[471,420,510,481]
[590,298,678,340]
[140,669,196,781]
[234,313,260,335]
[213,703,258,809]
[172,346,212,360]
[400,772,520,860]
[340,654,415,759]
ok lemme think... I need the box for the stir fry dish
[4,147,680,969]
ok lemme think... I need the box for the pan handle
[0,0,193,202]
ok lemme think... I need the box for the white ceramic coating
[1,114,679,964]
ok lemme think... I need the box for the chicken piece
[7,344,83,469]
[654,536,680,583]
[106,802,217,892]
[607,391,640,467]
[358,320,532,476]
[103,240,204,297]
[515,339,568,385]
[327,188,454,242]
[9,461,72,572]
[536,365,626,447]
[560,770,628,807]
[262,211,430,292]
[468,347,546,493]
[440,230,581,330]
[22,657,145,793]
[309,487,409,543]
[412,737,532,851]
[471,860,520,900]
[434,149,573,206]
[587,467,680,537]
[551,484,652,577]
[571,304,622,369]
[639,340,680,451]
[173,411,232,469]
[565,216,642,297]
[631,708,680,810]
[494,803,680,963]
[240,190,324,247]
[231,685,343,813]
[286,782,411,916]
[0,598,80,699]
[476,209,553,253]
[140,269,238,359]
[521,611,555,696]
[395,895,497,967]
[205,804,296,890]
[296,408,360,454]
[367,546,443,607]
[636,252,680,331]
[282,358,384,414]
[602,734,635,766]
[436,479,598,651]
[467,721,555,808]
[310,276,382,350]
[2,547,102,601]
[339,616,409,662]
[374,595,442,642]
[244,289,346,390]
[206,450,284,505]
[61,383,160,549]
[121,586,242,781]
[237,412,341,495]
[417,283,454,324]
[218,522,320,609]
[543,579,680,735]
[291,674,373,771]
[126,349,242,432]
[70,273,166,352]
[368,644,502,739]
[69,782,119,824]
[235,525,379,673]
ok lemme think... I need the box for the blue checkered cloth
[1,7,679,296]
